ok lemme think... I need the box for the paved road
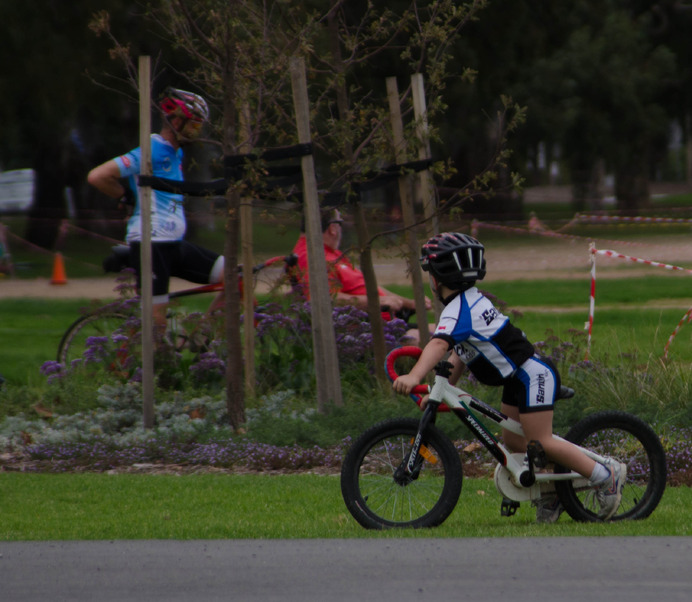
[1,537,690,602]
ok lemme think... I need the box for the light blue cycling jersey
[114,134,186,242]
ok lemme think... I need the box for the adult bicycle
[340,346,667,529]
[56,247,296,364]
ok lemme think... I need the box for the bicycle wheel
[340,417,463,529]
[555,410,667,522]
[57,311,128,364]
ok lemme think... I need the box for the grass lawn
[4,275,692,392]
[1,473,688,540]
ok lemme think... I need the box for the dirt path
[2,232,692,299]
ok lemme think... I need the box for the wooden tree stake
[289,56,343,410]
[386,76,430,346]
[138,56,155,429]
[239,102,255,398]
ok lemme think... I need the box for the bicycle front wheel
[57,311,128,365]
[555,411,667,522]
[340,417,463,529]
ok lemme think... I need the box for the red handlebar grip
[385,346,429,395]
[385,346,422,382]
[411,384,431,395]
[386,345,450,411]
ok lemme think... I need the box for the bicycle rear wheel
[57,311,128,365]
[555,411,667,522]
[340,417,463,529]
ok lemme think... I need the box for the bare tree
[296,0,504,378]
[90,0,524,423]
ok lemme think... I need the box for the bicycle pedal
[527,440,548,469]
[500,497,520,517]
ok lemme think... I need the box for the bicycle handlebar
[252,254,296,274]
[386,346,454,412]
[384,346,430,396]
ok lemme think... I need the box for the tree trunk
[25,140,67,249]
[352,201,388,383]
[220,38,245,431]
[571,161,606,213]
[615,152,650,215]
[327,11,388,381]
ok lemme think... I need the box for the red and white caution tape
[587,245,692,359]
[664,308,692,359]
[471,219,656,248]
[576,214,692,225]
[590,247,692,275]
[586,244,597,359]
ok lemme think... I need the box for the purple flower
[40,360,64,384]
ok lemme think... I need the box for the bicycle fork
[394,402,439,485]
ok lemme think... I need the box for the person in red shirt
[291,208,432,342]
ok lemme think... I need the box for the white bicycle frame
[425,373,606,503]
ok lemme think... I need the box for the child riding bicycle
[392,232,626,522]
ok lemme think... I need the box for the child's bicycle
[340,346,667,529]
[56,247,297,364]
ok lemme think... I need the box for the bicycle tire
[57,311,129,364]
[340,417,463,529]
[555,410,667,522]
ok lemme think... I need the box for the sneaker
[534,494,563,524]
[594,459,627,521]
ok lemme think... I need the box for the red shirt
[291,235,384,297]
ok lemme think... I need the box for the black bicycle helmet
[420,232,486,289]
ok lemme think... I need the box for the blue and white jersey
[433,287,535,386]
[115,134,186,242]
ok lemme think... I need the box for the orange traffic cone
[51,252,67,285]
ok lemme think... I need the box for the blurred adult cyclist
[87,88,224,330]
[291,208,432,343]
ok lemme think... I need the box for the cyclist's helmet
[420,232,486,289]
[159,87,209,122]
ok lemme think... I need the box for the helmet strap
[432,278,472,305]
[439,289,462,305]
[168,116,199,146]
[432,278,456,305]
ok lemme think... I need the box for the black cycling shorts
[501,355,561,413]
[128,240,222,301]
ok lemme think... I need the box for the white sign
[0,169,35,213]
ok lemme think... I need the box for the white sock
[589,462,610,484]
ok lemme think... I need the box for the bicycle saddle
[103,245,131,273]
[557,385,575,400]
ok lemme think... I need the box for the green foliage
[0,383,229,451]
[568,353,692,428]
[245,383,419,449]
[0,0,135,166]
[253,300,410,395]
[5,0,692,226]
[4,273,692,428]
